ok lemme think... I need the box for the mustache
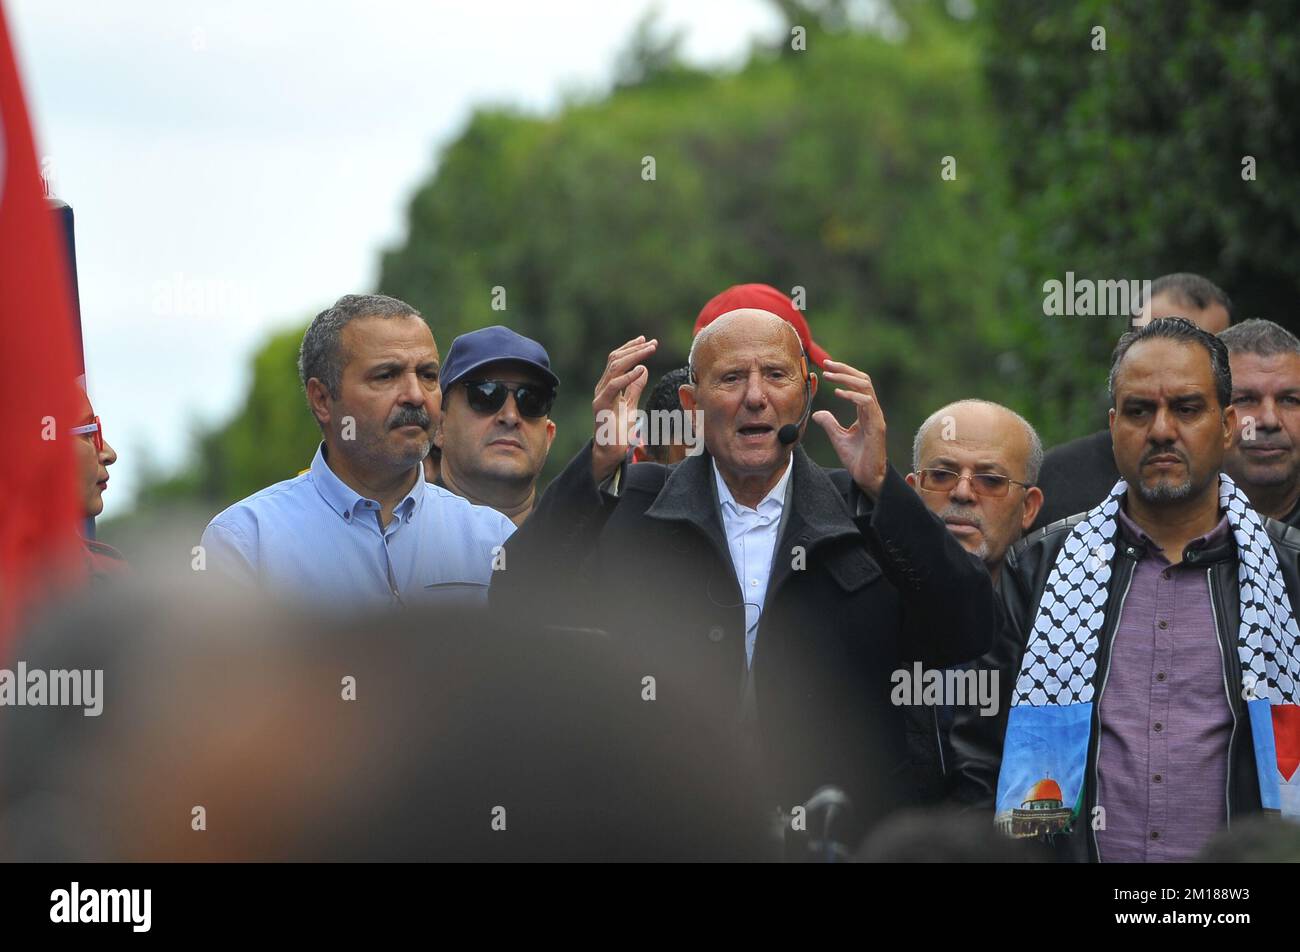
[1141,446,1188,466]
[388,406,432,430]
[939,504,983,530]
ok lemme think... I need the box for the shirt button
[1156,671,1167,682]
[1153,774,1163,783]
[1186,551,1199,562]
[1157,620,1168,630]
[1154,722,1164,732]
[750,579,758,587]
[1161,569,1170,580]
[1150,831,1160,840]
[708,626,725,643]
[1125,546,1137,557]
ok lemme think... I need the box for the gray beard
[1134,474,1195,504]
[939,504,991,562]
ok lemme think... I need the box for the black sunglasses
[463,379,555,419]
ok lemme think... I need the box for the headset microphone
[777,352,812,446]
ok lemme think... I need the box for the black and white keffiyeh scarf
[995,475,1300,837]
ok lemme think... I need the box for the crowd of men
[67,273,1300,861]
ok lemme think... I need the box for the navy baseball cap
[440,326,560,393]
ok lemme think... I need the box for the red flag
[1275,704,1300,784]
[0,1,85,648]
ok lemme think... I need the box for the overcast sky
[8,0,783,511]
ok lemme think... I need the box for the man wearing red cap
[694,283,831,371]
[493,287,998,843]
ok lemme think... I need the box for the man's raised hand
[812,358,888,500]
[591,335,658,481]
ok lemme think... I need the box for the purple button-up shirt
[1094,505,1234,863]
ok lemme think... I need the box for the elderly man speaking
[492,295,997,838]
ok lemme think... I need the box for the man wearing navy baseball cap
[426,325,559,526]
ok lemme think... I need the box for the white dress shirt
[713,457,792,668]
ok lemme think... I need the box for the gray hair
[688,309,804,381]
[911,399,1044,485]
[298,293,423,400]
[1218,318,1300,359]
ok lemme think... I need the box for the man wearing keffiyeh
[950,318,1300,863]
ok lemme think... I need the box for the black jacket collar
[644,446,862,557]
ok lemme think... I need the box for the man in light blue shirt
[201,293,514,609]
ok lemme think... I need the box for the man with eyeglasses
[904,400,1043,801]
[907,400,1044,585]
[201,294,515,609]
[425,326,558,527]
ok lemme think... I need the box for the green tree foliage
[378,1,1020,481]
[979,0,1300,434]
[116,0,1300,537]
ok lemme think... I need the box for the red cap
[692,283,830,369]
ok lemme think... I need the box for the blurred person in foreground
[855,807,1053,863]
[424,326,558,527]
[1194,813,1300,862]
[1033,272,1234,530]
[200,294,514,609]
[71,381,126,579]
[1219,319,1300,528]
[492,298,998,841]
[0,575,764,861]
[951,318,1300,862]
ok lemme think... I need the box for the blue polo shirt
[200,444,515,609]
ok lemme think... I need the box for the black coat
[491,440,998,827]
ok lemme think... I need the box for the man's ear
[432,419,445,449]
[678,383,697,413]
[1022,486,1045,532]
[544,418,557,450]
[1222,404,1237,448]
[808,371,818,399]
[905,471,918,489]
[306,378,333,429]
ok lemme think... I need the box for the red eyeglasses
[69,415,104,453]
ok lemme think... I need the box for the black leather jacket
[949,505,1300,862]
